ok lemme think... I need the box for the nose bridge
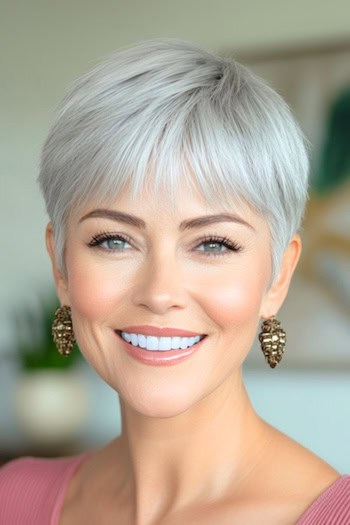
[131,245,187,313]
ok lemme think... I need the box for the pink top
[0,453,349,524]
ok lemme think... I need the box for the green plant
[14,293,81,370]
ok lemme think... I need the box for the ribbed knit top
[0,453,349,524]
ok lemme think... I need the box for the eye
[195,235,243,257]
[87,232,132,252]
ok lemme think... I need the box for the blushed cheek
[198,268,266,330]
[65,249,125,322]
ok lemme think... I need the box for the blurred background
[1,0,349,471]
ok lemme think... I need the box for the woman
[1,38,349,524]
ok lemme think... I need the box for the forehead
[67,154,271,227]
[70,180,268,239]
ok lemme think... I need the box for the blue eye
[88,232,131,251]
[105,238,129,250]
[196,236,242,256]
[198,241,227,253]
[87,232,243,257]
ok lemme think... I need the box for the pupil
[108,239,122,249]
[207,243,220,251]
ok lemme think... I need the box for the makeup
[115,330,207,366]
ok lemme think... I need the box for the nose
[131,253,188,314]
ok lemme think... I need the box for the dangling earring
[258,316,286,368]
[52,305,75,356]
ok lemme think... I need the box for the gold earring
[258,316,286,368]
[52,305,75,356]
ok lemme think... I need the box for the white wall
[2,0,350,351]
[1,0,349,469]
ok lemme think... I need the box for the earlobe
[45,223,70,305]
[260,234,302,319]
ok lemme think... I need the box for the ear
[45,223,70,306]
[260,234,302,319]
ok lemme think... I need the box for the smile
[117,331,206,352]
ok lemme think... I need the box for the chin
[119,383,204,419]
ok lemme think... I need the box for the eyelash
[87,231,243,257]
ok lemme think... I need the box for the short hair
[37,38,309,288]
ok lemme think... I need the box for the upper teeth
[120,332,203,351]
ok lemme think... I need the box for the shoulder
[297,474,350,524]
[245,422,346,521]
[0,453,87,524]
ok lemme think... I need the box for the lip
[118,325,205,337]
[115,331,207,366]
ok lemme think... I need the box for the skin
[46,181,339,525]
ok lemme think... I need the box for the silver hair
[37,38,309,288]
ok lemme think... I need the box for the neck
[110,371,270,524]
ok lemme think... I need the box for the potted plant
[13,293,88,450]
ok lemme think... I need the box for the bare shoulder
[177,424,343,525]
[267,422,340,484]
[61,444,110,506]
[60,440,128,524]
[241,422,342,523]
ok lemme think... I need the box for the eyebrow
[79,209,255,231]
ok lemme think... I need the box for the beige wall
[1,0,350,352]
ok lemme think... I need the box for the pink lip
[115,331,207,366]
[119,325,204,337]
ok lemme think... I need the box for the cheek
[65,248,129,322]
[63,249,130,371]
[196,260,268,329]
[64,233,270,333]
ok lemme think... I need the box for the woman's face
[48,182,281,417]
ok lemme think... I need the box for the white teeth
[123,332,132,343]
[180,337,189,349]
[159,337,171,351]
[171,337,181,349]
[138,334,147,348]
[147,336,159,351]
[120,332,202,351]
[130,334,138,347]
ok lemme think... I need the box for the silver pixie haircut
[38,38,309,287]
